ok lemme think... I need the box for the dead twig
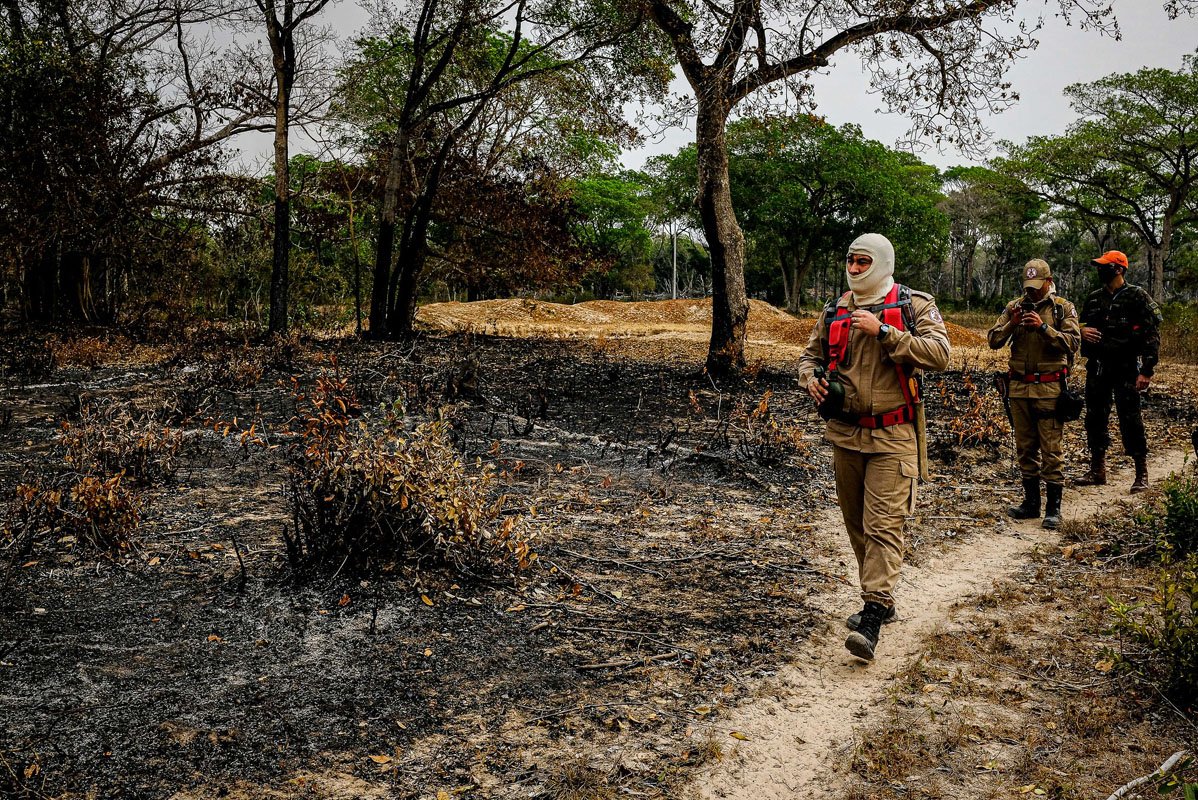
[628,546,750,565]
[575,651,681,671]
[1104,749,1188,800]
[524,700,653,724]
[230,533,247,593]
[555,547,663,576]
[543,558,621,604]
[947,633,1106,693]
[562,624,697,654]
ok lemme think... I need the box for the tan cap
[1023,259,1052,289]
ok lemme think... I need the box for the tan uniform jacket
[986,293,1081,399]
[798,290,951,454]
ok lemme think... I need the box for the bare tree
[341,0,660,340]
[1,0,274,323]
[253,0,333,335]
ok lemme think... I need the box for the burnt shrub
[0,335,55,381]
[61,475,141,554]
[59,403,184,485]
[734,390,809,467]
[0,748,47,799]
[2,475,140,559]
[50,335,126,368]
[284,375,532,578]
[928,369,1008,465]
[2,482,63,563]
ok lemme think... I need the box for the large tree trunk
[694,102,748,376]
[963,250,975,307]
[1150,214,1172,300]
[369,137,405,337]
[268,70,291,335]
[386,201,433,339]
[779,250,792,311]
[790,243,815,313]
[386,139,453,340]
[23,243,57,322]
[59,250,93,321]
[389,238,426,340]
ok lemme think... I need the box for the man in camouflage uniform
[987,260,1080,529]
[1076,250,1162,493]
[799,233,950,662]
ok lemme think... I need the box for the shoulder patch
[1070,306,1077,318]
[927,306,943,324]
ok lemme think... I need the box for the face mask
[1096,266,1120,283]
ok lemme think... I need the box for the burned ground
[1,328,1195,799]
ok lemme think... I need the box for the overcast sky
[242,2,1198,173]
[619,3,1198,171]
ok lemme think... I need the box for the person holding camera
[987,260,1081,529]
[1076,250,1162,493]
[799,233,950,662]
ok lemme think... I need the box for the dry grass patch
[838,528,1198,800]
[416,298,989,371]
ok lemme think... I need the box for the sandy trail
[694,448,1191,800]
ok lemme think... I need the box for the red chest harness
[825,284,920,429]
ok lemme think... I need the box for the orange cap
[1092,250,1128,269]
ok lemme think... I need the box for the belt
[1010,367,1068,384]
[835,403,916,429]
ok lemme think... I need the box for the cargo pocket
[899,459,919,515]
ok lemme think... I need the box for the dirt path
[692,447,1190,800]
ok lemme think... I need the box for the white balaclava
[846,233,896,306]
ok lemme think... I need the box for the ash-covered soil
[1,325,1195,800]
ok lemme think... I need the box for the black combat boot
[1008,477,1041,519]
[1042,483,1063,529]
[845,601,888,661]
[1077,451,1107,486]
[1130,455,1149,493]
[845,603,896,631]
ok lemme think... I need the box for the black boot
[1130,455,1149,493]
[1008,477,1041,519]
[1042,483,1063,529]
[1077,451,1107,486]
[845,601,888,661]
[845,603,896,631]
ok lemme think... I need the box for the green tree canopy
[334,0,669,339]
[938,165,1046,304]
[569,170,657,298]
[997,54,1198,300]
[650,116,948,311]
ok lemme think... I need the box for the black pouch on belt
[814,366,846,421]
[1055,386,1084,422]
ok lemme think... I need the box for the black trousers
[1084,358,1147,458]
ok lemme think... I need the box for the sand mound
[416,297,985,351]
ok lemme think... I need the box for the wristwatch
[877,323,891,340]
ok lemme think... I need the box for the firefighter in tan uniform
[987,260,1081,529]
[799,233,950,662]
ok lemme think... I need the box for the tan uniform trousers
[1010,396,1065,485]
[833,444,918,607]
